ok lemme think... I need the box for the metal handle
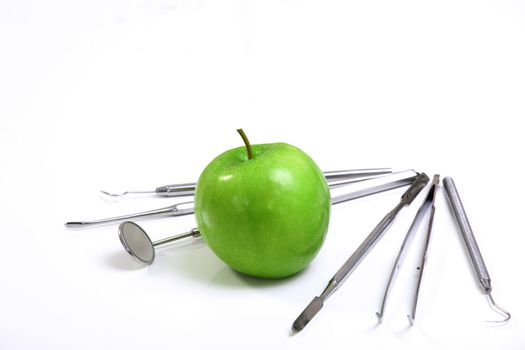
[330,170,418,204]
[153,228,201,247]
[66,171,414,228]
[156,183,196,197]
[443,177,491,293]
[153,168,393,197]
[64,201,194,228]
[323,168,392,180]
[291,173,428,333]
[331,202,405,290]
[326,173,428,296]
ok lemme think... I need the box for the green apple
[194,129,331,278]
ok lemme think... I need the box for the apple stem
[237,128,254,160]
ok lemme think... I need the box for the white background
[1,0,524,349]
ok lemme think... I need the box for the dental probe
[66,170,417,228]
[443,177,511,323]
[100,168,392,198]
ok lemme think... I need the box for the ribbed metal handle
[156,183,196,197]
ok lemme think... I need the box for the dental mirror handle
[153,227,201,247]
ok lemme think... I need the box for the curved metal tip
[101,189,157,198]
[375,312,383,323]
[407,314,415,326]
[486,294,511,323]
[100,190,128,197]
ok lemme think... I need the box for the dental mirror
[118,221,200,265]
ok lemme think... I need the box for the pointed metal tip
[289,327,300,336]
[100,190,126,197]
[64,221,87,228]
[375,312,383,323]
[407,314,415,326]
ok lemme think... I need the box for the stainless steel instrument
[291,173,429,333]
[115,171,421,264]
[65,170,417,228]
[101,168,392,198]
[119,222,201,265]
[376,174,439,325]
[443,177,511,323]
[65,201,195,228]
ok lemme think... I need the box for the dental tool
[375,174,439,324]
[100,168,392,198]
[119,221,201,265]
[65,170,418,228]
[443,177,511,323]
[291,173,429,333]
[116,171,422,264]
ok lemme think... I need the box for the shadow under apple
[106,238,311,295]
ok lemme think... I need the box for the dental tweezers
[443,177,511,323]
[291,173,429,333]
[376,174,439,324]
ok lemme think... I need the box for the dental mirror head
[118,221,202,265]
[119,221,155,265]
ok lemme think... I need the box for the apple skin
[194,142,331,278]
